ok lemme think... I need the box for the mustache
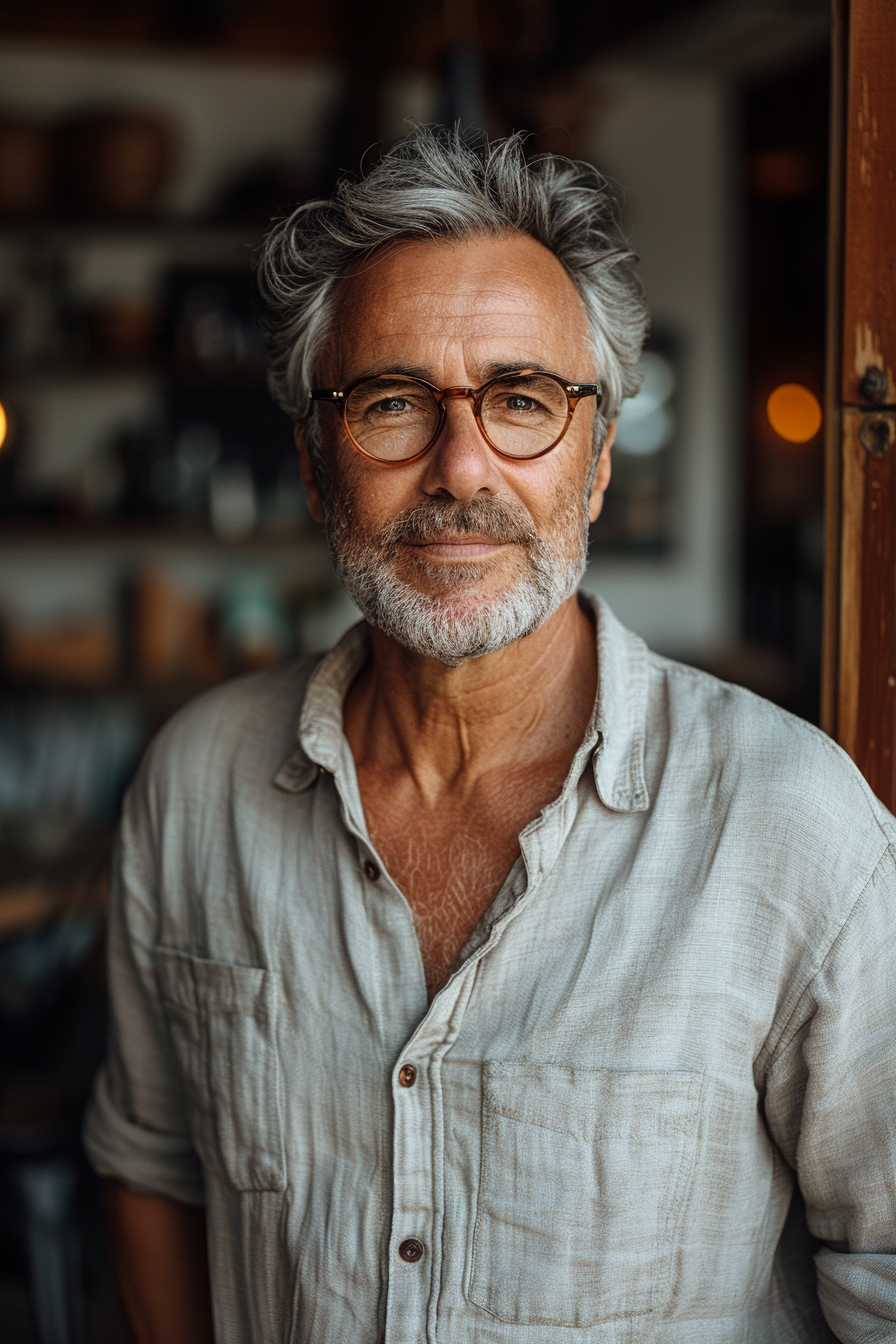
[375,497,537,551]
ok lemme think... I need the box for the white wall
[580,65,741,658]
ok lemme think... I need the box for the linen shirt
[84,595,896,1344]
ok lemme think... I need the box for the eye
[504,394,540,412]
[375,396,411,413]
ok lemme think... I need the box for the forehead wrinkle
[339,299,555,358]
[334,357,566,388]
[336,334,567,388]
[342,294,548,348]
[332,317,557,387]
[354,302,543,339]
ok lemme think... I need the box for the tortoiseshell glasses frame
[310,369,603,465]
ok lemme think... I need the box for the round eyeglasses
[310,369,602,465]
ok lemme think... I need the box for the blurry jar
[58,110,176,219]
[221,573,290,673]
[210,461,257,541]
[0,119,54,218]
[85,293,162,361]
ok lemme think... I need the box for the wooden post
[822,0,896,808]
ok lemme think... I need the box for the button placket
[386,1042,432,1338]
[384,973,474,1344]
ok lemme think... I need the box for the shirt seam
[761,841,893,1072]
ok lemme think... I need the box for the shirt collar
[586,593,650,813]
[272,621,370,794]
[274,593,650,814]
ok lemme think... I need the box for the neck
[343,594,597,800]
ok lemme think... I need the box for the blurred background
[0,0,829,1338]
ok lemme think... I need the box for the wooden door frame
[822,0,896,808]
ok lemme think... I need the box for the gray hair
[255,125,648,442]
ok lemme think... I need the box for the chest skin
[343,602,601,999]
[356,755,573,998]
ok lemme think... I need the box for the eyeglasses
[310,369,602,465]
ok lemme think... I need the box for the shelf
[0,218,267,246]
[0,673,260,708]
[0,522,329,558]
[0,356,268,389]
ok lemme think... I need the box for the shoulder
[134,655,322,816]
[646,648,896,889]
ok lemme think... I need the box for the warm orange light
[0,401,6,451]
[767,384,822,443]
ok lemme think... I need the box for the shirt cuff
[83,1067,205,1207]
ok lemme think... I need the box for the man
[85,127,896,1343]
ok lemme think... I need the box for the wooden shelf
[0,218,266,245]
[0,521,328,556]
[0,672,255,706]
[0,356,268,389]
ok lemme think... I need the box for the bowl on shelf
[57,110,177,219]
[84,295,163,362]
[0,119,54,218]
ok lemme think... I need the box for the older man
[85,128,896,1343]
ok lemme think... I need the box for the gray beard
[324,490,590,668]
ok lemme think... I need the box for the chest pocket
[469,1061,703,1328]
[155,947,286,1193]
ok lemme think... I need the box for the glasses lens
[481,374,570,457]
[345,377,439,461]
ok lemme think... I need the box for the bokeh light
[766,384,822,443]
[0,400,7,451]
[615,351,677,455]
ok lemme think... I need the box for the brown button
[398,1064,417,1088]
[398,1238,424,1262]
[363,860,380,882]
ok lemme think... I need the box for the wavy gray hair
[256,125,648,449]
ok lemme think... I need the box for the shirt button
[398,1064,417,1088]
[398,1238,424,1262]
[363,860,380,882]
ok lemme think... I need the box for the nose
[418,392,503,502]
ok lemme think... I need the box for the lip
[407,537,509,559]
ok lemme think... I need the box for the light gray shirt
[84,596,896,1343]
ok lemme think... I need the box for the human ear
[294,422,326,525]
[588,420,615,524]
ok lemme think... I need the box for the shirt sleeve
[764,843,896,1340]
[82,766,205,1206]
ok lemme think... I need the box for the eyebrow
[343,359,557,386]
